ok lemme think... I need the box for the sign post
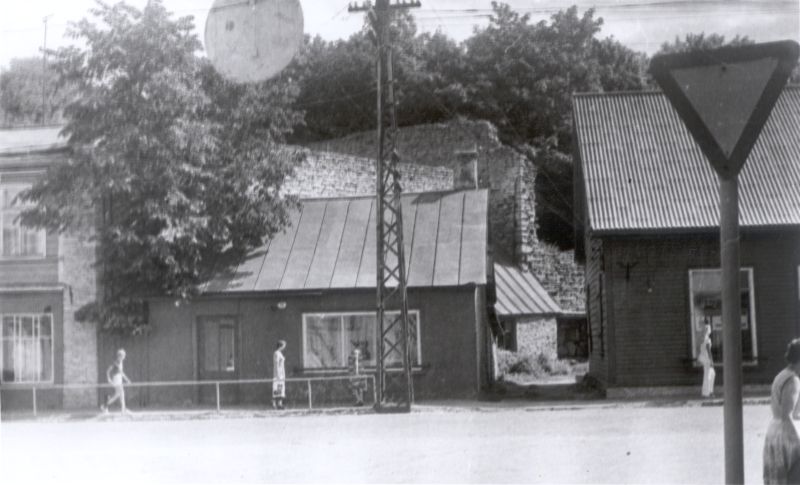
[651,41,799,484]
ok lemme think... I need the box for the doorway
[197,315,239,405]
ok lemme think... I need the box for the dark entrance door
[197,315,239,405]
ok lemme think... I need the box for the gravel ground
[0,401,780,483]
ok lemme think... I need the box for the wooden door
[197,316,239,405]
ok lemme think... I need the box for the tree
[0,57,72,125]
[656,32,754,55]
[21,0,302,333]
[290,3,647,249]
[459,3,645,248]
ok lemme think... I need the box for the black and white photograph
[0,0,798,483]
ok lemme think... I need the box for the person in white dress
[272,340,286,410]
[764,339,800,484]
[697,324,715,398]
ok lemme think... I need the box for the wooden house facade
[104,189,494,404]
[572,87,800,396]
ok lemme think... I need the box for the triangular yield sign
[650,41,799,179]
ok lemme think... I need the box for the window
[1,314,54,383]
[1,184,45,259]
[302,311,421,369]
[689,268,757,365]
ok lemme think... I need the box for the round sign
[205,0,304,84]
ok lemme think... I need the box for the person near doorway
[697,323,715,398]
[272,340,286,410]
[348,343,367,406]
[764,339,800,483]
[101,348,132,414]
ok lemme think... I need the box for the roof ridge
[297,188,488,203]
[574,84,800,99]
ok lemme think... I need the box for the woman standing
[764,339,800,484]
[272,340,287,410]
[697,324,715,398]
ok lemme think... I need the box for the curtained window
[1,314,53,383]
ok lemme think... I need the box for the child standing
[348,344,367,406]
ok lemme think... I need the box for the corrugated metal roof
[203,189,488,293]
[573,86,800,233]
[494,262,562,317]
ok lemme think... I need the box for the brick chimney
[453,149,478,190]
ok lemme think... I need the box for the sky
[0,0,798,69]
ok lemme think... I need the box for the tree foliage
[21,0,302,333]
[0,57,72,125]
[654,32,799,83]
[290,3,645,249]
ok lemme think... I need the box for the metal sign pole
[720,176,744,484]
[650,41,800,483]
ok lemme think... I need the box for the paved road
[0,402,780,483]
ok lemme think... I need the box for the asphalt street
[0,401,779,483]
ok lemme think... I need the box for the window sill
[0,381,55,387]
[0,256,47,262]
[296,365,427,375]
[683,358,762,369]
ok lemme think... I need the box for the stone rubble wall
[304,120,586,313]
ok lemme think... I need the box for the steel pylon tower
[349,0,420,412]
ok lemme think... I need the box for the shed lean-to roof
[493,261,561,317]
[573,86,800,233]
[202,189,489,293]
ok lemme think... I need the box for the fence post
[215,382,221,412]
[307,380,313,410]
[371,376,377,406]
[32,387,37,417]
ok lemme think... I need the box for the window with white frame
[302,311,421,369]
[1,184,45,259]
[1,314,54,383]
[689,268,757,365]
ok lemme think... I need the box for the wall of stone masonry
[282,147,453,198]
[305,120,586,313]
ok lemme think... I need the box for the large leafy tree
[21,0,302,333]
[459,3,645,249]
[289,12,467,142]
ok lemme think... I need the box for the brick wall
[59,228,99,407]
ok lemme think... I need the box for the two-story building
[0,126,98,411]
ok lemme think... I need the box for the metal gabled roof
[573,86,800,233]
[202,189,489,293]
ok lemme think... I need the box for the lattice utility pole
[348,0,420,412]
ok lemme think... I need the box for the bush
[496,349,572,378]
[496,348,517,376]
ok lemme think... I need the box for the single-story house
[102,189,495,404]
[572,86,800,397]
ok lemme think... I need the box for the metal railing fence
[0,375,376,417]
